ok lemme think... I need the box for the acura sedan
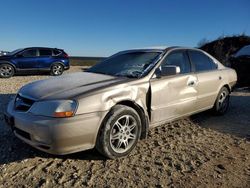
[5,47,237,159]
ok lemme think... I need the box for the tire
[0,64,15,78]
[96,105,142,159]
[213,87,230,115]
[50,63,64,76]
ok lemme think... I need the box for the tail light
[63,52,69,58]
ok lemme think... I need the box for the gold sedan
[5,47,237,159]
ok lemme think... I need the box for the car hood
[19,72,127,100]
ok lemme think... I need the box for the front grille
[15,94,35,112]
[14,127,31,140]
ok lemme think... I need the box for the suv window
[161,51,191,74]
[20,49,37,57]
[188,50,217,72]
[53,49,61,56]
[39,49,52,56]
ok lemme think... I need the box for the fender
[0,61,17,71]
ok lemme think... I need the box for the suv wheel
[0,64,14,78]
[213,87,230,115]
[50,63,64,76]
[96,105,141,159]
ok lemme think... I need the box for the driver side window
[161,51,191,74]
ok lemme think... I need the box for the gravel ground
[0,66,249,187]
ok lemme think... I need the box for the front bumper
[5,99,106,155]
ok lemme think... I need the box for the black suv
[230,45,250,87]
[0,47,70,78]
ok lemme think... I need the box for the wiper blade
[124,75,138,78]
[115,73,139,78]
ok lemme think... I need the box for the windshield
[87,51,162,78]
[7,48,24,56]
[235,45,250,57]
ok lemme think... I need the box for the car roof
[23,47,63,51]
[121,46,202,53]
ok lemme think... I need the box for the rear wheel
[50,63,64,76]
[213,87,230,115]
[0,64,14,78]
[96,105,141,159]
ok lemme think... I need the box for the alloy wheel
[0,65,13,77]
[52,65,63,75]
[218,90,229,112]
[109,115,138,153]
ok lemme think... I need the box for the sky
[0,0,249,57]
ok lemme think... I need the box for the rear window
[53,50,62,56]
[39,49,52,56]
[188,50,217,72]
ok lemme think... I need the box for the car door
[150,50,198,124]
[36,49,53,69]
[188,50,222,110]
[13,49,38,69]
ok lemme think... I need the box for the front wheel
[50,63,64,76]
[0,64,14,78]
[213,87,230,115]
[96,105,141,159]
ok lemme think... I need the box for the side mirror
[154,65,180,78]
[161,65,180,76]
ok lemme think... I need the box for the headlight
[29,100,77,118]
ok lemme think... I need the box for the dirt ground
[0,67,249,187]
